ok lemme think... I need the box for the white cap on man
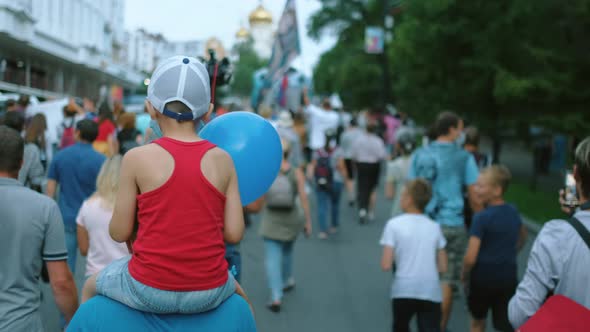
[147,56,211,121]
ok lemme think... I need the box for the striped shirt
[508,211,590,328]
[0,178,68,332]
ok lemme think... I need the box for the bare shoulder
[207,147,235,168]
[120,144,161,166]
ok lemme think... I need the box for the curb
[521,215,543,235]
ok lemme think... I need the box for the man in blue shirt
[408,111,479,331]
[47,119,106,273]
[67,295,257,332]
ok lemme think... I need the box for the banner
[365,26,384,54]
[267,0,301,82]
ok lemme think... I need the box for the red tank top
[128,137,228,291]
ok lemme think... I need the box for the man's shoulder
[5,185,57,211]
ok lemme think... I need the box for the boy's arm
[109,152,138,243]
[380,246,395,271]
[462,236,481,281]
[437,249,448,274]
[223,158,245,244]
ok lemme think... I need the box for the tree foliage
[230,39,267,97]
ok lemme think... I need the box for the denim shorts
[96,256,236,314]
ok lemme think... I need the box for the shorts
[96,256,236,314]
[344,159,355,180]
[440,226,468,290]
[467,282,516,332]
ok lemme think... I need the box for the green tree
[390,0,590,161]
[230,39,267,97]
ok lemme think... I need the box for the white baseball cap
[147,56,211,121]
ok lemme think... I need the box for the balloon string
[211,63,219,104]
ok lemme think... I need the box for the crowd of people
[0,54,589,332]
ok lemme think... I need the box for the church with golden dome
[235,2,274,59]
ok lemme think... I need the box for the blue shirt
[48,143,105,228]
[67,295,257,332]
[409,142,479,227]
[470,204,522,285]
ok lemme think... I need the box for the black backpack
[315,149,334,192]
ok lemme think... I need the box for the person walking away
[250,138,312,312]
[381,179,448,332]
[408,112,479,331]
[58,100,86,150]
[46,119,106,273]
[93,104,117,156]
[77,155,129,280]
[302,89,339,156]
[385,132,416,218]
[508,136,590,328]
[4,112,44,189]
[308,130,347,238]
[462,166,527,332]
[351,122,387,224]
[80,56,251,315]
[25,113,48,171]
[462,126,491,230]
[0,126,78,330]
[292,112,310,165]
[276,110,303,168]
[340,118,363,206]
[115,112,142,155]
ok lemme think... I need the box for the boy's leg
[416,300,442,332]
[392,298,415,332]
[440,226,468,331]
[467,282,491,332]
[490,284,517,332]
[263,238,284,303]
[81,273,98,304]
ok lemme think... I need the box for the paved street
[40,184,536,332]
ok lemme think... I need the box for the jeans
[64,225,78,274]
[316,181,343,232]
[263,238,294,302]
[392,298,441,332]
[225,244,242,283]
[97,256,236,314]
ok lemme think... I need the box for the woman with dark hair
[351,122,387,224]
[25,113,48,170]
[93,104,116,156]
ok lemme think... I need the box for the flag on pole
[267,0,301,83]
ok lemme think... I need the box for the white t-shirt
[380,213,446,302]
[305,104,339,150]
[76,197,129,276]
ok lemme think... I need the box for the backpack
[315,149,334,192]
[265,168,297,210]
[59,118,76,149]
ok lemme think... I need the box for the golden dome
[236,27,250,39]
[249,4,272,25]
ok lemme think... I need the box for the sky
[124,0,337,76]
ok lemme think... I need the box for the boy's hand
[304,222,312,238]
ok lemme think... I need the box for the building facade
[248,4,273,59]
[0,0,142,100]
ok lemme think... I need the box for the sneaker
[359,209,367,224]
[267,302,281,313]
[283,278,296,292]
[318,232,328,240]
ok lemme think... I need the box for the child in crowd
[380,179,448,332]
[76,156,128,280]
[462,165,527,332]
[81,56,248,314]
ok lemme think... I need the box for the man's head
[0,125,24,178]
[321,98,331,110]
[464,126,480,149]
[475,165,511,206]
[277,111,293,128]
[3,111,25,132]
[6,99,17,112]
[75,119,99,143]
[573,137,590,200]
[436,111,463,141]
[146,56,212,125]
[400,179,432,213]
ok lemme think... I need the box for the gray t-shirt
[0,178,68,332]
[351,132,387,163]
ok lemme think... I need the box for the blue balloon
[200,112,282,206]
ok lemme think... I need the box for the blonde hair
[94,155,122,209]
[482,165,512,194]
